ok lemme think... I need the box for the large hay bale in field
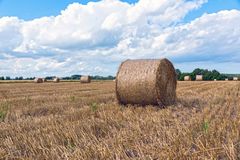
[184,76,191,81]
[233,77,239,81]
[43,78,47,82]
[225,78,229,81]
[196,75,203,81]
[116,58,177,107]
[80,76,91,83]
[34,78,43,83]
[214,79,217,81]
[53,77,60,83]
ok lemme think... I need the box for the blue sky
[1,0,239,21]
[184,0,240,22]
[0,0,240,77]
[0,0,137,19]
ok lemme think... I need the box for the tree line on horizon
[0,75,115,81]
[0,68,239,81]
[176,68,238,81]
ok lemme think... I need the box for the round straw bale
[116,58,177,107]
[43,78,47,82]
[34,78,43,83]
[225,78,229,81]
[53,77,60,83]
[233,77,239,81]
[196,75,203,81]
[184,76,191,81]
[80,76,91,83]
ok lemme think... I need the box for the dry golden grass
[0,81,240,159]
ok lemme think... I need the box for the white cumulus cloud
[0,0,240,76]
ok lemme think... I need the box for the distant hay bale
[115,58,177,107]
[34,78,43,83]
[233,77,239,81]
[184,76,191,81]
[53,77,60,83]
[80,76,91,83]
[196,75,203,81]
[225,78,229,81]
[43,78,47,82]
[214,79,217,81]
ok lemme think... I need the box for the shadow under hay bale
[176,98,206,110]
[115,58,177,107]
[80,76,91,83]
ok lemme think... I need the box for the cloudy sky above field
[0,0,240,77]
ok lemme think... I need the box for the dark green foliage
[14,76,23,80]
[202,120,209,133]
[91,75,115,80]
[45,76,54,80]
[175,69,181,80]
[90,103,98,112]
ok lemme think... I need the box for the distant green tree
[175,69,182,80]
[45,76,56,80]
[193,68,203,75]
[212,70,221,80]
[190,72,196,81]
[71,75,81,80]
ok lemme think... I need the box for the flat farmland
[0,81,240,159]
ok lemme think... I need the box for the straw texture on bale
[34,78,43,83]
[184,76,191,81]
[233,77,239,81]
[196,75,203,81]
[80,76,91,83]
[116,58,177,107]
[53,77,60,83]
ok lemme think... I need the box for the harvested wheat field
[0,81,240,159]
